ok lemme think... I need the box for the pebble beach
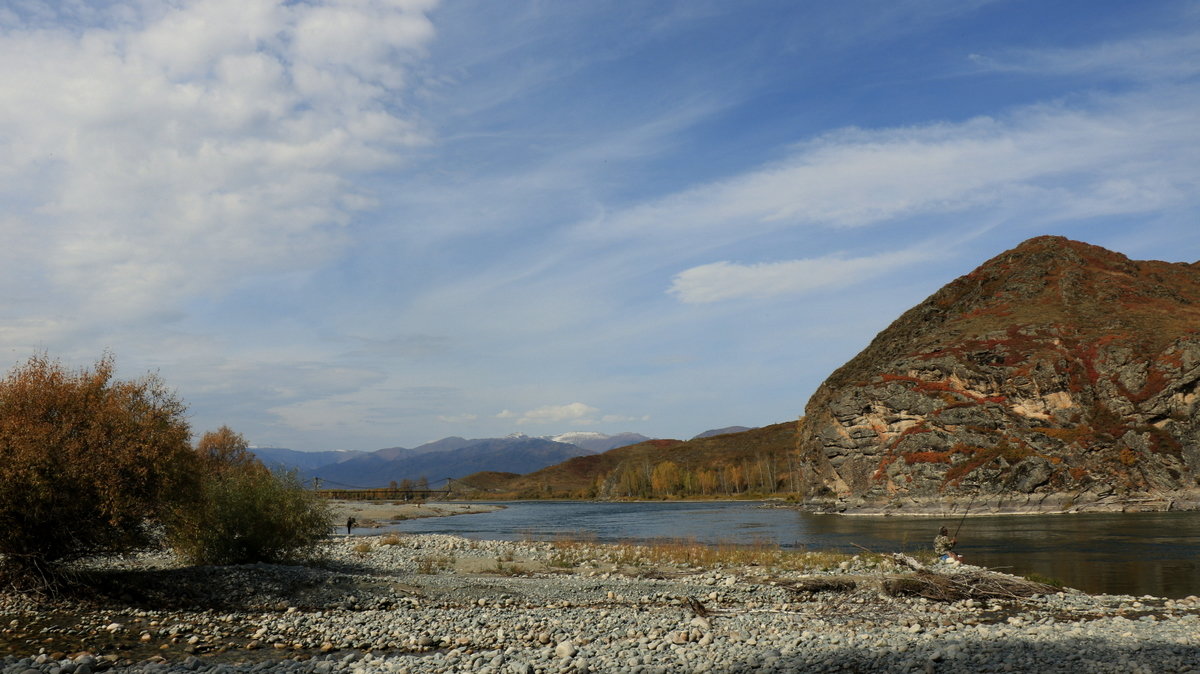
[2,505,1198,673]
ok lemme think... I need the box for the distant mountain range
[249,447,365,472]
[691,426,753,439]
[249,431,658,487]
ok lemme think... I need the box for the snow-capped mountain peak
[548,431,607,444]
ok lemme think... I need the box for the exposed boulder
[797,236,1200,509]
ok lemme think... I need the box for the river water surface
[385,501,1200,598]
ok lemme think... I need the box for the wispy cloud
[591,88,1200,247]
[968,30,1200,81]
[669,249,934,304]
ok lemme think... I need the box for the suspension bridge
[312,476,456,501]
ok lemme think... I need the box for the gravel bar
[3,534,1198,673]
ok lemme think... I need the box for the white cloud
[0,0,438,322]
[968,30,1200,81]
[502,402,601,426]
[602,414,652,423]
[669,248,934,304]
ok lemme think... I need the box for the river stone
[554,640,578,658]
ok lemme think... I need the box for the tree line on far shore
[0,353,331,593]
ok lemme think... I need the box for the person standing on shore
[935,526,962,563]
[346,516,356,535]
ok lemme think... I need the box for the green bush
[168,464,332,565]
[167,427,332,565]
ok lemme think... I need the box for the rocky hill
[797,236,1200,512]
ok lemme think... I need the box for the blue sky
[1,0,1198,451]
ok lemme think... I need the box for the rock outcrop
[797,236,1200,510]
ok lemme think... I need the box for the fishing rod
[952,491,976,539]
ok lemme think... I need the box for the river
[384,500,1200,598]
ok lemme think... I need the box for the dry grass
[492,560,527,576]
[415,554,454,574]
[378,533,403,546]
[543,536,885,573]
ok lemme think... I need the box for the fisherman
[346,516,356,535]
[934,526,962,563]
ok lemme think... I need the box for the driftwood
[892,553,928,572]
[884,553,1058,602]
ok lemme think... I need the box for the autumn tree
[0,354,193,586]
[616,464,649,498]
[650,461,682,496]
[196,425,261,474]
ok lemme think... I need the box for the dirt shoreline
[327,499,504,528]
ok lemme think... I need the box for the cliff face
[797,236,1200,505]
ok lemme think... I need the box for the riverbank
[2,533,1197,673]
[327,500,504,529]
[797,489,1200,516]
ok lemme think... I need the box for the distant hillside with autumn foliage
[456,422,799,499]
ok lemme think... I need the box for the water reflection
[386,502,1200,598]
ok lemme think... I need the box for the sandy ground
[327,499,503,529]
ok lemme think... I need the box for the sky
[1,0,1198,451]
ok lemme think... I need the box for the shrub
[166,427,332,566]
[416,554,454,574]
[0,354,194,587]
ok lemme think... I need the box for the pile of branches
[882,553,1059,602]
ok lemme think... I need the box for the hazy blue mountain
[410,436,474,454]
[307,434,596,487]
[691,426,754,439]
[249,447,366,472]
[373,446,417,461]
